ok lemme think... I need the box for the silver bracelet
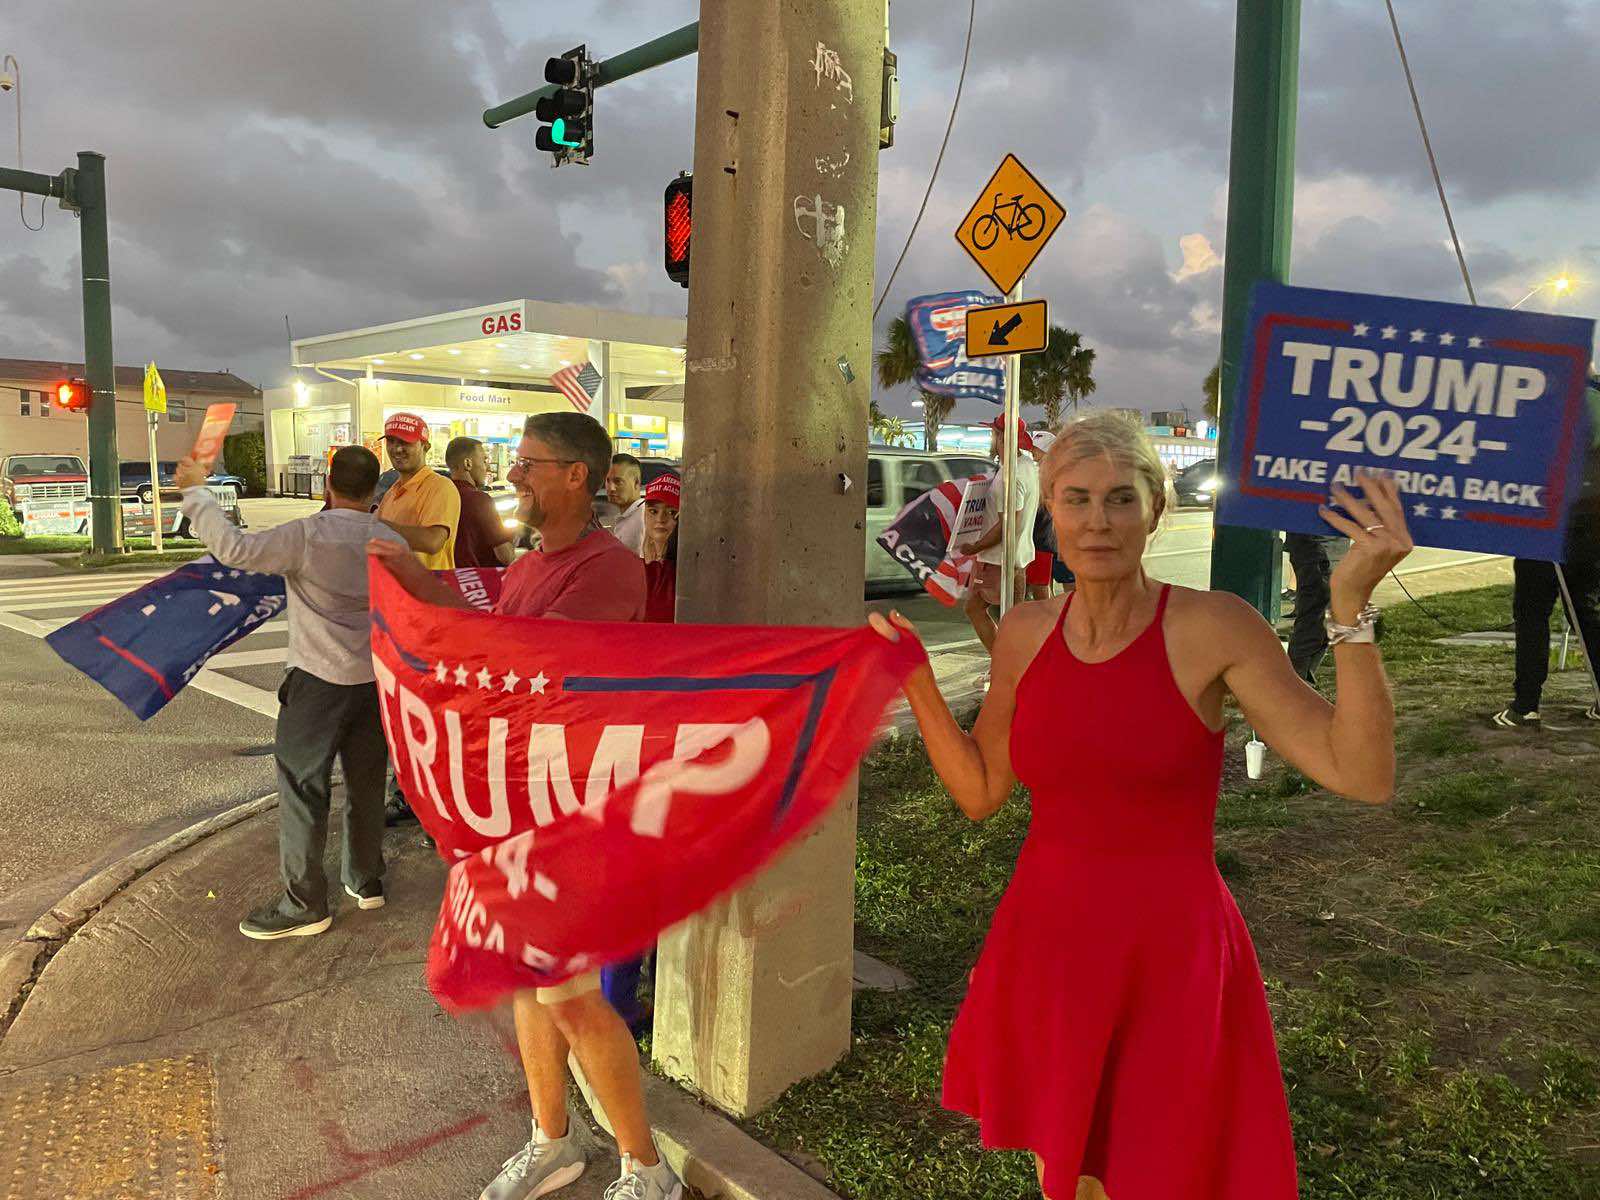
[1325,603,1381,646]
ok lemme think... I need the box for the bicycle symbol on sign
[970,192,1048,251]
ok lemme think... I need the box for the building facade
[0,358,263,465]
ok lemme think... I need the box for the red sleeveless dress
[941,586,1298,1199]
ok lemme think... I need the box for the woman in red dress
[870,413,1413,1199]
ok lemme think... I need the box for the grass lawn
[752,584,1600,1199]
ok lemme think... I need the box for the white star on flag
[1352,323,1370,337]
[501,669,521,692]
[1381,326,1398,340]
[1468,336,1484,349]
[1440,506,1459,520]
[1412,502,1432,518]
[211,571,224,580]
[141,604,156,617]
[1410,329,1428,343]
[434,661,448,683]
[476,667,494,690]
[453,664,469,687]
[529,671,550,695]
[1438,332,1456,346]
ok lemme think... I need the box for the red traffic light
[664,174,692,289]
[54,378,90,411]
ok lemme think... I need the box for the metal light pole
[1209,0,1301,615]
[0,152,122,553]
[77,152,122,555]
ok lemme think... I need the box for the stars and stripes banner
[1217,282,1597,560]
[550,360,603,413]
[47,560,503,721]
[366,559,927,1010]
[876,472,993,606]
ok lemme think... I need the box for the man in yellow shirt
[375,413,460,569]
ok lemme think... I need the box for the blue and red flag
[47,560,505,720]
[46,558,286,720]
[905,290,1007,405]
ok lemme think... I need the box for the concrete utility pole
[1209,0,1300,615]
[656,0,886,1116]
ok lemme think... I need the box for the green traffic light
[552,118,582,148]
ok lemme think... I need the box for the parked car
[1174,458,1221,508]
[2,453,91,534]
[866,449,994,592]
[119,460,246,505]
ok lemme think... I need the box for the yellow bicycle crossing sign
[954,153,1067,295]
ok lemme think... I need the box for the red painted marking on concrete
[279,1095,523,1200]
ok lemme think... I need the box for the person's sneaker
[239,902,332,941]
[344,881,385,910]
[1583,702,1600,722]
[602,1153,683,1200]
[480,1123,586,1200]
[1491,707,1541,729]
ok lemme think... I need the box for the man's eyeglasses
[511,457,576,472]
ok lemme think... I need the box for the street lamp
[1513,275,1575,310]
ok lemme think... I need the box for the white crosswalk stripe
[0,564,285,720]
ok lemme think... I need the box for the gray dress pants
[273,667,388,919]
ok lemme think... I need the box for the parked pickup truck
[2,453,91,535]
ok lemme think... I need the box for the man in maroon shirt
[368,412,677,1200]
[445,436,516,570]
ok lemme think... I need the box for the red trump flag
[368,562,927,1011]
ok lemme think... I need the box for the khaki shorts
[533,970,602,1005]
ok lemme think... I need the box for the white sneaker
[602,1152,683,1200]
[480,1122,586,1200]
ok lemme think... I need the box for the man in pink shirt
[369,412,675,1200]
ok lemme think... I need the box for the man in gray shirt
[177,445,407,940]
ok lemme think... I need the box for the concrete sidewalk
[0,806,830,1200]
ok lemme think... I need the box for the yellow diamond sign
[143,362,167,415]
[954,154,1067,296]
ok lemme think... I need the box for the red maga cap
[383,413,429,444]
[643,472,681,510]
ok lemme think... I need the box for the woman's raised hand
[1320,469,1415,617]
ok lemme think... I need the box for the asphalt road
[0,501,1500,939]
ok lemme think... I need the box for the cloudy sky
[2,0,1597,423]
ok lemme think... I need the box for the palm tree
[1021,326,1098,427]
[1202,361,1221,420]
[875,316,953,451]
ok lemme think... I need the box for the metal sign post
[145,410,163,551]
[143,362,167,551]
[999,281,1022,619]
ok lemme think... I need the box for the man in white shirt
[605,453,645,554]
[176,445,409,940]
[959,416,1040,652]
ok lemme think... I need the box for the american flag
[551,360,602,413]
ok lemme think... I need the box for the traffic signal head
[664,173,692,288]
[53,378,90,412]
[535,46,593,166]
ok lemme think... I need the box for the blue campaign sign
[1215,282,1595,561]
[905,290,1007,405]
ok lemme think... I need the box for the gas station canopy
[290,299,685,386]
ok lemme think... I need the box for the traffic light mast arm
[0,166,66,201]
[482,21,700,129]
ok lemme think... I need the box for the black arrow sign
[989,313,1025,345]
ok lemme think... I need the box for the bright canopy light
[1555,276,1573,293]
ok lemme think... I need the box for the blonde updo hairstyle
[1039,411,1176,533]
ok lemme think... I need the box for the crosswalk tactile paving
[0,1054,220,1199]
